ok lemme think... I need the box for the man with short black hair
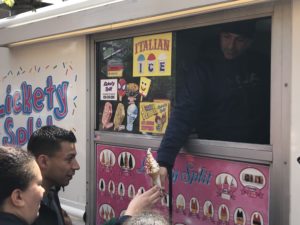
[28,125,80,225]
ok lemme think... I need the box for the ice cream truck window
[96,17,271,145]
[174,17,271,145]
[96,35,175,134]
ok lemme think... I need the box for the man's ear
[10,189,25,207]
[36,154,49,170]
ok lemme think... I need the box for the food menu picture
[96,144,270,225]
[172,154,270,225]
[96,144,169,225]
[96,33,175,135]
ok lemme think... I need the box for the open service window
[176,17,271,145]
[93,16,272,225]
[95,17,271,146]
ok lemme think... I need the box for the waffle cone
[149,172,161,187]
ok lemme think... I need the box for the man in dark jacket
[28,125,80,225]
[157,19,270,187]
[28,125,161,225]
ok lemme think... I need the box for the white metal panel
[0,0,271,46]
[0,36,88,213]
[290,1,300,225]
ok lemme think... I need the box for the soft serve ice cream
[145,148,161,188]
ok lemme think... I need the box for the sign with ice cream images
[139,101,169,134]
[172,154,270,225]
[96,144,270,225]
[133,32,172,77]
[101,79,117,100]
[96,145,169,225]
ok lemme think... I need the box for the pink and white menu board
[96,144,269,225]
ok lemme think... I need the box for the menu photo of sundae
[99,149,116,171]
[215,173,238,200]
[189,197,200,217]
[251,212,264,225]
[218,204,229,223]
[234,207,246,225]
[118,151,135,174]
[176,194,186,213]
[203,200,214,219]
[99,203,115,222]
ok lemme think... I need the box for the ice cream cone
[145,148,161,188]
[150,171,161,187]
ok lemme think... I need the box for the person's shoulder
[0,212,28,225]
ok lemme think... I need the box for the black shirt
[158,48,270,168]
[0,212,29,225]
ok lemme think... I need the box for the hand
[62,208,73,225]
[124,185,161,216]
[159,166,168,191]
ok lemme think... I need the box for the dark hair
[221,19,257,39]
[0,146,36,207]
[27,125,77,157]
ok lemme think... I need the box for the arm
[112,186,161,225]
[124,185,161,216]
[157,65,208,186]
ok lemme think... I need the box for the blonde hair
[124,211,169,225]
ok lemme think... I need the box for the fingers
[136,188,142,197]
[150,189,162,204]
[142,185,159,196]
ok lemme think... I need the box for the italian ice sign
[133,32,172,77]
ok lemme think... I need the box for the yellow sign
[139,102,169,134]
[133,33,172,77]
